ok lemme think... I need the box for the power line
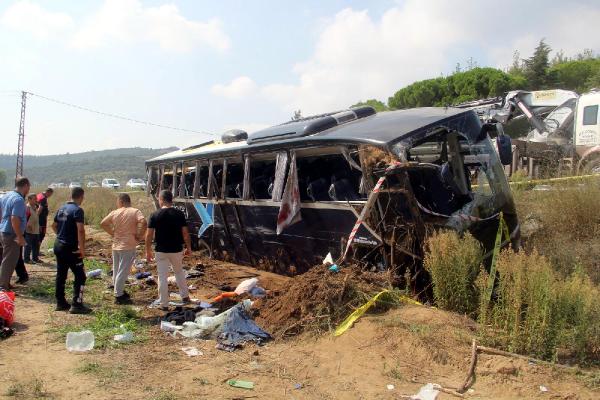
[26,91,217,136]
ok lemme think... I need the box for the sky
[0,0,599,155]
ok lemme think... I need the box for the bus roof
[146,107,477,165]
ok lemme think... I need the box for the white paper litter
[181,346,203,357]
[410,383,440,400]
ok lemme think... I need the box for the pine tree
[523,39,552,89]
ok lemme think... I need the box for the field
[1,182,600,399]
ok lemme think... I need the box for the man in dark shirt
[145,190,192,310]
[52,187,91,314]
[36,188,53,247]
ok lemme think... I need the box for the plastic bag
[234,278,258,295]
[0,290,15,327]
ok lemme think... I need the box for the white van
[102,178,120,189]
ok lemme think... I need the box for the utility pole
[15,91,26,181]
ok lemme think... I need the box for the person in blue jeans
[52,187,92,314]
[0,177,30,290]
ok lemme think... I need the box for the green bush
[424,230,483,315]
[478,250,600,364]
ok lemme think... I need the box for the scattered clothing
[162,307,197,325]
[217,302,272,351]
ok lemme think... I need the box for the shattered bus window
[225,160,244,199]
[249,157,276,200]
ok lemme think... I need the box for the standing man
[0,177,30,290]
[52,187,92,314]
[36,188,54,249]
[100,193,147,304]
[145,190,191,310]
[24,193,41,264]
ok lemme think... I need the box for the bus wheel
[197,239,212,259]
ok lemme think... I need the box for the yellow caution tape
[334,290,390,336]
[509,173,600,187]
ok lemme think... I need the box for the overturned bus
[145,106,520,278]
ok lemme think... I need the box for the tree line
[353,40,600,111]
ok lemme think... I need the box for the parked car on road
[86,181,100,188]
[102,178,120,189]
[49,183,66,189]
[69,182,82,189]
[126,178,146,190]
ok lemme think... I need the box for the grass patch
[478,250,600,364]
[515,183,600,282]
[53,306,147,349]
[23,279,56,298]
[5,378,52,399]
[151,392,179,400]
[76,361,125,385]
[424,231,483,316]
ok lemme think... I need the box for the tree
[523,39,552,89]
[351,99,389,112]
[549,58,600,92]
[0,169,7,188]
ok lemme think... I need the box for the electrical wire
[26,91,218,136]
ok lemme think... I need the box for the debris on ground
[227,379,254,390]
[66,330,95,352]
[254,264,388,337]
[181,346,203,357]
[113,331,134,343]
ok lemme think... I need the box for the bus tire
[197,239,212,259]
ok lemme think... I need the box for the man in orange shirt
[100,193,147,304]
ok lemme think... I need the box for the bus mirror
[496,134,512,166]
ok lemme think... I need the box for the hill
[0,147,176,187]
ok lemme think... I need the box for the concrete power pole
[15,91,26,181]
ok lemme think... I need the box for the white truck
[459,89,600,177]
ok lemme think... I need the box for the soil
[1,229,599,399]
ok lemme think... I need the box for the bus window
[296,152,363,202]
[162,164,173,192]
[225,160,244,199]
[182,163,195,198]
[193,162,209,198]
[208,160,223,199]
[249,158,276,200]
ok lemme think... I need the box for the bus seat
[328,178,360,201]
[307,178,330,201]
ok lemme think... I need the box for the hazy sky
[0,0,599,155]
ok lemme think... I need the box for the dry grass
[478,250,600,364]
[41,187,155,226]
[515,182,600,282]
[424,231,483,316]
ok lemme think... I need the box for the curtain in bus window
[242,155,251,200]
[277,151,302,235]
[271,151,289,201]
[193,161,201,198]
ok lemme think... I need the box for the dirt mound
[254,264,389,338]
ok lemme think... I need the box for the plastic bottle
[66,330,95,352]
[86,269,102,278]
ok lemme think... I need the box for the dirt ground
[1,229,599,400]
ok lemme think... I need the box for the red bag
[0,290,15,326]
